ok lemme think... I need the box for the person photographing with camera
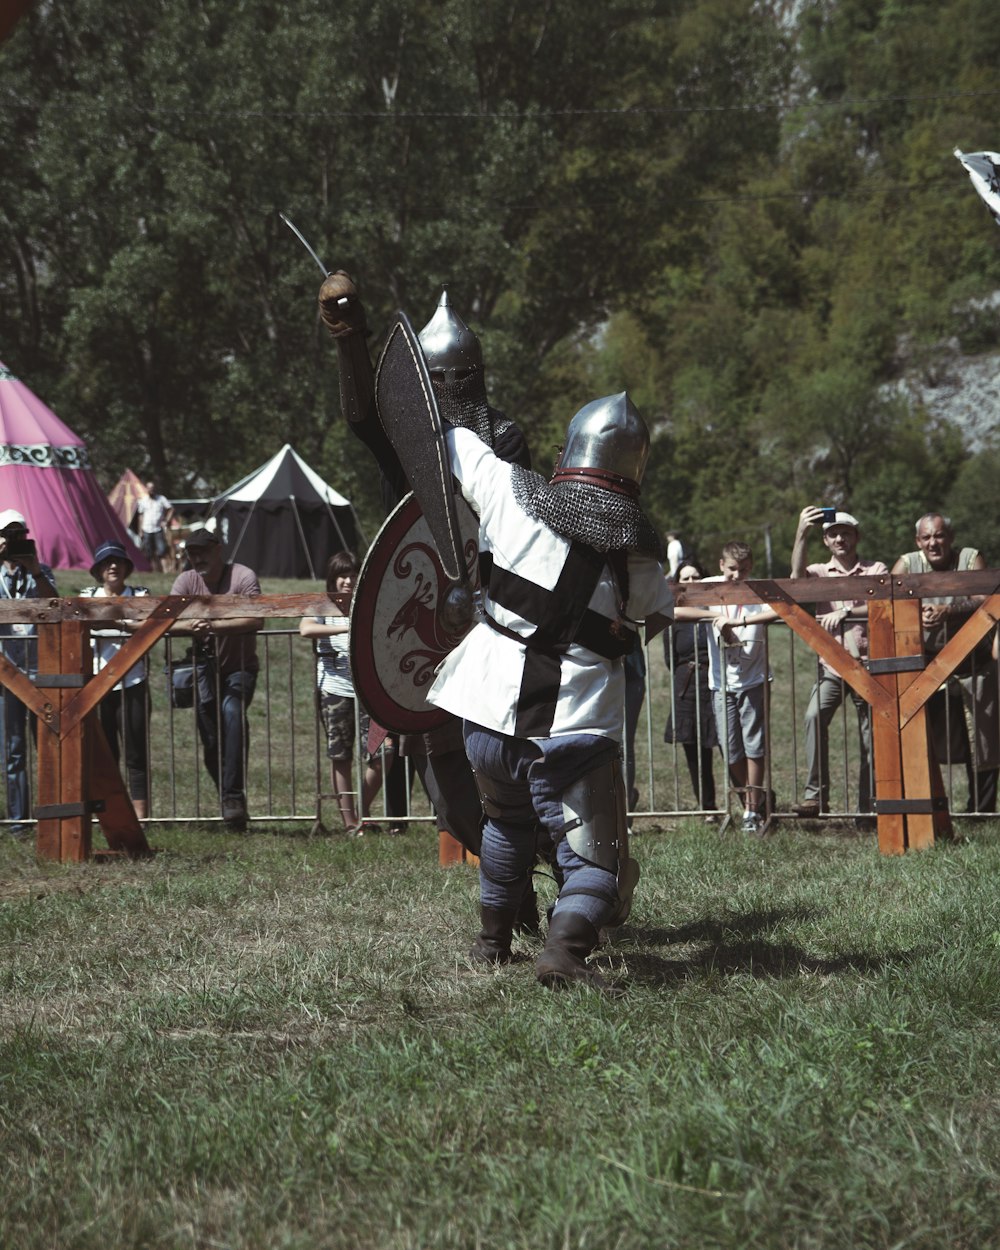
[0,510,57,838]
[790,505,887,825]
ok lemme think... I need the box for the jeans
[802,673,874,812]
[463,724,621,930]
[195,668,257,804]
[97,682,149,801]
[2,689,31,830]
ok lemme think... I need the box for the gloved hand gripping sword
[281,212,373,426]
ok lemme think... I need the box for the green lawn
[2,818,1000,1249]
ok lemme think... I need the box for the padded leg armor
[467,767,540,965]
[535,754,638,990]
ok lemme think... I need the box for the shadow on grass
[608,908,921,986]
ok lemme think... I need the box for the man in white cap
[0,510,57,837]
[790,506,888,823]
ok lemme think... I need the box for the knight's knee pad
[559,754,639,927]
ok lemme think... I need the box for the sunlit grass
[3,819,1000,1248]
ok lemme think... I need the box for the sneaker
[741,811,762,835]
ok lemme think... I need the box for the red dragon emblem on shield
[386,540,477,688]
[350,493,481,733]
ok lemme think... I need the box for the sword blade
[279,212,330,276]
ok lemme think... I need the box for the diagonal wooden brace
[0,651,59,731]
[897,594,1000,729]
[751,582,895,721]
[59,597,185,737]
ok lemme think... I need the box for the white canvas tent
[206,445,362,579]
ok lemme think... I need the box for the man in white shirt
[427,393,673,990]
[137,480,173,572]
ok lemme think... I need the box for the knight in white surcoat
[429,393,674,988]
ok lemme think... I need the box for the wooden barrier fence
[0,572,997,860]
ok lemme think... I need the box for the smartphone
[4,536,35,560]
[820,507,837,525]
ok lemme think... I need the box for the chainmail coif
[510,465,664,559]
[433,373,503,446]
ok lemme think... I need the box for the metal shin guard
[561,754,639,928]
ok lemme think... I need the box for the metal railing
[2,616,998,836]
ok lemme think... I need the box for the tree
[0,0,793,540]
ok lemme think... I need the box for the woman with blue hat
[81,540,151,819]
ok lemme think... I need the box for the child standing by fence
[676,540,779,833]
[299,551,388,835]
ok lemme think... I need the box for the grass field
[3,574,998,1248]
[2,815,1000,1249]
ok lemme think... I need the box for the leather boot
[535,910,608,990]
[468,906,518,967]
[514,885,541,937]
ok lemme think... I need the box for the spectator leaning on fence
[663,559,720,820]
[675,541,779,835]
[892,513,999,814]
[170,525,262,833]
[299,551,391,836]
[80,540,152,820]
[0,509,57,839]
[790,507,888,824]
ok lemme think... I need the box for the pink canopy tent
[0,360,150,572]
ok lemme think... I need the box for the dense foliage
[1,0,998,561]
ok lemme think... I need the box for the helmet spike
[418,286,484,378]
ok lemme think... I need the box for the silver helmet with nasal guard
[552,392,650,496]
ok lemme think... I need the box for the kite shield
[351,491,481,734]
[375,311,469,585]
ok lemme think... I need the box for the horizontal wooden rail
[0,572,997,859]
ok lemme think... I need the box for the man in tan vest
[892,513,998,813]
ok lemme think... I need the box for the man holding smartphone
[790,506,887,825]
[0,510,58,838]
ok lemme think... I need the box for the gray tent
[207,444,362,579]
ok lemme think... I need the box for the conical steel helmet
[417,288,484,379]
[553,392,650,492]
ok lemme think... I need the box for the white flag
[954,148,1000,226]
